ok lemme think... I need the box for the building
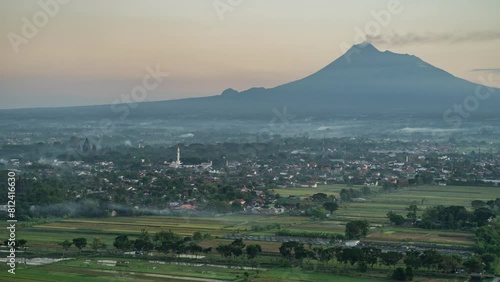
[169,147,182,168]
[344,240,360,247]
[167,147,212,170]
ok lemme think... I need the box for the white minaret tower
[176,147,181,165]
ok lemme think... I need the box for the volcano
[207,42,499,118]
[137,42,499,119]
[3,43,499,120]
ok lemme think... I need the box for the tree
[216,239,246,258]
[471,200,486,209]
[404,250,422,270]
[72,237,87,254]
[391,267,408,281]
[463,255,484,273]
[279,241,306,261]
[380,251,403,268]
[4,239,27,250]
[387,211,405,225]
[300,247,314,262]
[486,200,496,209]
[246,244,262,259]
[405,266,414,281]
[231,201,243,212]
[342,247,362,266]
[358,261,368,272]
[473,207,495,226]
[155,231,184,257]
[382,181,395,192]
[345,220,370,240]
[340,189,352,202]
[18,239,27,250]
[420,205,471,229]
[442,205,469,229]
[154,230,182,244]
[192,231,203,242]
[229,239,245,257]
[311,193,328,202]
[335,247,349,265]
[58,240,72,258]
[420,250,442,270]
[475,226,500,255]
[134,230,154,254]
[308,207,328,219]
[317,247,334,265]
[361,186,371,196]
[91,237,107,252]
[438,255,462,273]
[323,202,339,214]
[406,204,419,224]
[362,247,381,268]
[481,253,495,272]
[187,242,203,256]
[113,235,131,253]
[216,244,232,258]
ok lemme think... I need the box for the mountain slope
[218,43,498,116]
[2,43,499,120]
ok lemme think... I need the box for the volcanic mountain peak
[350,41,381,53]
[2,43,498,120]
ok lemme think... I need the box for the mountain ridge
[226,42,473,98]
[1,43,499,120]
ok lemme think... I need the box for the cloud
[179,133,195,138]
[471,68,500,73]
[367,31,500,46]
[398,127,462,134]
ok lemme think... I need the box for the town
[1,137,498,216]
[0,135,499,281]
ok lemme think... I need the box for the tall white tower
[176,147,181,165]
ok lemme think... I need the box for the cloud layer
[471,68,500,73]
[367,31,500,46]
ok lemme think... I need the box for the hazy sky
[1,0,500,109]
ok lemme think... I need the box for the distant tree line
[57,230,214,258]
[419,200,498,229]
[386,201,498,230]
[277,242,495,280]
[339,187,371,202]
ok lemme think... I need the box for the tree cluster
[339,187,371,202]
[110,229,213,258]
[278,242,494,279]
[419,202,496,229]
[345,220,370,240]
[215,239,263,260]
